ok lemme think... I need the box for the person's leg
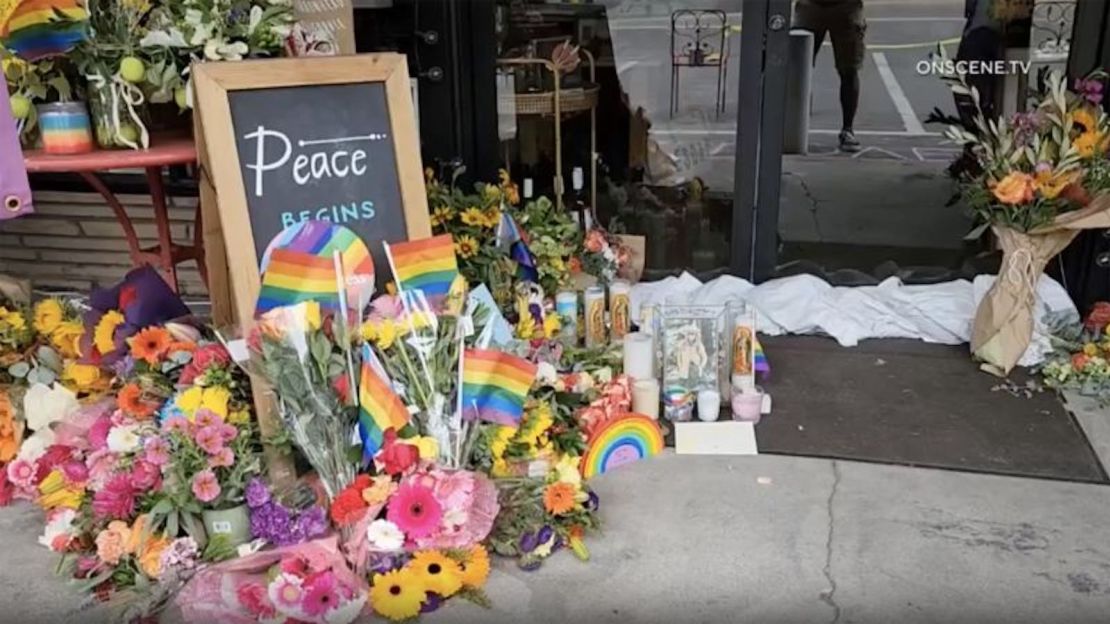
[793,2,828,62]
[829,1,866,151]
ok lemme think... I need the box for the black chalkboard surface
[228,82,407,280]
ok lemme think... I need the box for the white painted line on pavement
[651,128,940,137]
[872,51,926,135]
[607,15,963,31]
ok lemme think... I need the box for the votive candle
[37,102,93,155]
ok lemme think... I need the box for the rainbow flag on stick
[460,348,537,427]
[384,235,459,304]
[754,336,770,377]
[358,345,411,459]
[255,248,341,316]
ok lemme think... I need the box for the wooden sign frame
[192,53,430,483]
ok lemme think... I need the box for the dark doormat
[756,336,1109,483]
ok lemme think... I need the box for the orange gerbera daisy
[118,383,157,419]
[458,544,490,588]
[129,327,172,365]
[166,340,196,354]
[542,482,577,515]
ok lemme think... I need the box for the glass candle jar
[37,102,93,155]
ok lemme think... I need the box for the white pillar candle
[632,378,660,419]
[697,389,721,422]
[623,331,655,381]
[609,279,631,341]
[584,286,606,348]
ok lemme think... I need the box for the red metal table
[22,136,205,294]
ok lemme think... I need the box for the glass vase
[86,76,148,149]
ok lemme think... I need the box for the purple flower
[368,552,408,576]
[421,593,443,613]
[111,355,135,379]
[519,531,538,553]
[250,502,292,543]
[293,506,328,542]
[1076,78,1105,106]
[586,491,599,512]
[245,478,270,509]
[537,525,554,545]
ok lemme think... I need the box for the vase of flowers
[200,503,251,548]
[86,74,149,149]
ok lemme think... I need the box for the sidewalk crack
[821,460,842,624]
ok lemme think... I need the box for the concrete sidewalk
[5,451,1110,623]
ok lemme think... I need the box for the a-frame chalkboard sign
[192,54,430,483]
[193,53,430,328]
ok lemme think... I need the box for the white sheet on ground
[630,273,1079,367]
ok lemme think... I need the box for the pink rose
[95,522,129,564]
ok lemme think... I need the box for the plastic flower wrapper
[176,536,366,624]
[248,300,360,500]
[361,284,486,468]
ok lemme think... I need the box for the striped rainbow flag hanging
[255,248,340,316]
[358,344,410,459]
[460,348,537,427]
[384,234,458,303]
[1,0,88,61]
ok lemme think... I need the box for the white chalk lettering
[242,126,387,193]
[244,125,291,197]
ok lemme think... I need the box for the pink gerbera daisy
[386,481,444,539]
[6,459,36,489]
[267,573,305,612]
[301,571,340,617]
[191,469,221,503]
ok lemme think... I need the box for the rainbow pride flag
[384,234,458,303]
[460,348,537,427]
[358,345,410,459]
[1,0,87,61]
[255,248,341,316]
[754,336,770,377]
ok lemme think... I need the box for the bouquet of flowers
[245,477,329,547]
[578,228,630,286]
[1039,302,1110,401]
[249,300,360,500]
[940,62,1110,374]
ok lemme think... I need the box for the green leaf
[7,362,29,378]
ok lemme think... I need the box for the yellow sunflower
[430,205,455,227]
[51,320,84,358]
[407,551,463,598]
[457,544,491,588]
[460,207,485,226]
[1070,108,1099,134]
[454,235,479,259]
[1074,130,1105,159]
[483,207,501,229]
[370,568,426,621]
[32,299,64,335]
[93,310,125,355]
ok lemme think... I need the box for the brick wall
[0,190,208,300]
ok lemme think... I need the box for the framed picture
[654,303,731,395]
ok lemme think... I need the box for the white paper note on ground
[674,421,759,455]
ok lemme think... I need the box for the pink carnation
[143,437,170,466]
[236,582,276,619]
[61,460,88,484]
[130,460,162,491]
[194,426,225,456]
[88,416,112,451]
[191,469,221,503]
[85,450,119,490]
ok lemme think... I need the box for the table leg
[78,171,144,266]
[146,166,179,293]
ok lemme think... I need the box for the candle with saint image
[623,332,654,381]
[609,279,631,341]
[632,378,660,419]
[584,286,606,347]
[556,291,578,345]
[730,310,755,388]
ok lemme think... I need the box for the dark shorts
[794,0,867,71]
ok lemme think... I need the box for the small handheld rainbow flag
[255,248,341,316]
[460,348,537,427]
[1,0,88,61]
[754,336,770,378]
[358,345,411,460]
[384,234,459,305]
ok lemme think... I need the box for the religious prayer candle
[730,311,756,389]
[697,389,721,422]
[556,290,578,346]
[632,378,660,420]
[609,279,631,341]
[584,285,606,348]
[37,102,93,155]
[623,331,654,381]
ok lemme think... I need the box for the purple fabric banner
[0,80,32,221]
